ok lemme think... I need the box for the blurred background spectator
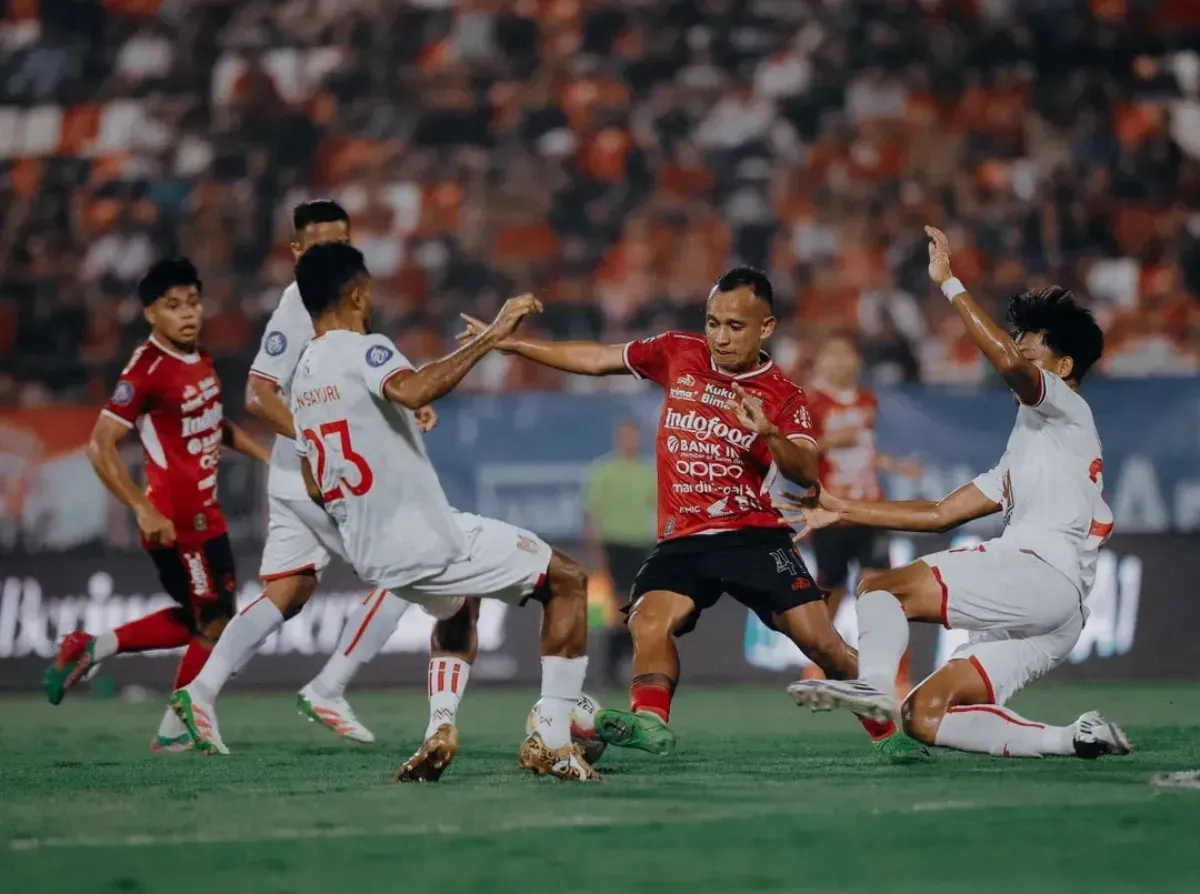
[2,0,1199,413]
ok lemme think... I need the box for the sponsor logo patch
[265,330,288,356]
[366,344,394,368]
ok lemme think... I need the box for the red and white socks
[935,704,1075,757]
[425,656,470,739]
[310,590,409,700]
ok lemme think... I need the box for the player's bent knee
[900,685,950,744]
[628,592,691,642]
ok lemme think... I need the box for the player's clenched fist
[925,225,953,285]
[135,503,176,547]
[414,405,439,432]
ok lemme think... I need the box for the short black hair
[713,266,773,308]
[293,199,349,233]
[137,257,201,307]
[1007,286,1104,382]
[295,242,369,318]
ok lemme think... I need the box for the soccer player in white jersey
[178,241,599,780]
[786,226,1131,761]
[240,200,481,756]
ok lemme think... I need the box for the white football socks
[536,656,588,749]
[425,656,471,739]
[188,596,283,701]
[935,705,1075,757]
[93,631,119,661]
[856,590,909,698]
[310,590,410,700]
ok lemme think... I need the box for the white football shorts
[921,543,1086,705]
[259,492,347,581]
[390,513,553,620]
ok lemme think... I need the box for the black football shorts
[625,527,822,636]
[146,532,238,629]
[809,524,890,591]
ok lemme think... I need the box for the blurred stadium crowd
[1,0,1199,409]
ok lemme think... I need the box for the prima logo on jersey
[675,460,744,481]
[112,381,135,406]
[366,345,394,368]
[664,408,757,449]
[181,402,223,437]
[669,388,697,401]
[264,330,288,356]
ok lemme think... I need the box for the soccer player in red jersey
[43,257,268,751]
[460,267,924,759]
[803,334,921,693]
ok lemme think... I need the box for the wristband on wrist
[941,277,966,300]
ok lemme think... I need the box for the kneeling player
[786,227,1131,760]
[460,267,922,759]
[45,258,268,750]
[173,243,599,780]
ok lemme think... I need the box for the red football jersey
[623,330,817,542]
[807,384,883,501]
[101,335,228,546]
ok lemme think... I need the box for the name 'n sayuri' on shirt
[290,330,467,589]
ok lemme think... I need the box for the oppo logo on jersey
[181,402,223,437]
[675,460,744,481]
[664,408,757,449]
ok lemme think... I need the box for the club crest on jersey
[264,330,288,356]
[366,345,394,368]
[112,381,135,406]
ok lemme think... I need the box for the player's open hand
[136,504,176,547]
[415,405,439,433]
[489,293,543,340]
[731,384,777,436]
[925,225,953,285]
[777,490,842,541]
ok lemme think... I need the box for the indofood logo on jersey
[181,402,223,437]
[664,408,756,449]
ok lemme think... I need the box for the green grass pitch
[2,683,1199,893]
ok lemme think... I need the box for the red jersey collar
[149,335,201,364]
[709,351,773,381]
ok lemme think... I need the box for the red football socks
[630,679,673,723]
[858,716,898,742]
[173,638,213,689]
[114,607,193,654]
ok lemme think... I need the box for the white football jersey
[291,330,468,588]
[970,369,1112,599]
[249,283,313,501]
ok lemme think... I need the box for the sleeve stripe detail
[248,369,280,384]
[786,433,818,447]
[621,342,643,379]
[1032,369,1047,407]
[377,365,413,399]
[100,409,135,429]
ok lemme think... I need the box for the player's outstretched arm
[86,414,176,546]
[222,419,270,463]
[385,295,543,409]
[925,226,1042,406]
[245,373,296,439]
[458,314,628,376]
[785,482,1000,536]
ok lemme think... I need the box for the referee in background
[584,419,657,687]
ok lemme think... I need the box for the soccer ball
[525,692,607,765]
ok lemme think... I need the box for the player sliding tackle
[461,267,924,760]
[174,243,600,780]
[784,226,1131,760]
